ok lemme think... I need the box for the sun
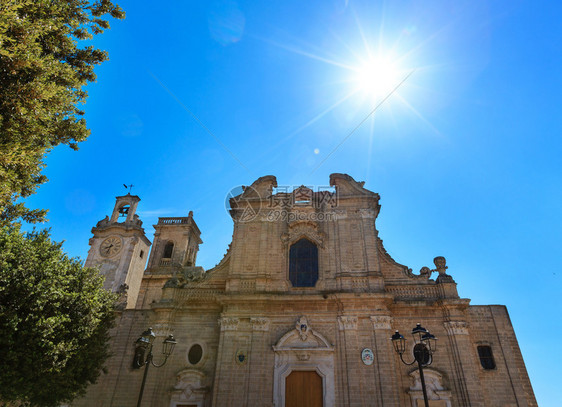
[350,56,404,100]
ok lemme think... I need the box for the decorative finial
[434,256,454,283]
[123,183,134,194]
[433,256,448,275]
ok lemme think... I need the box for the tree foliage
[0,225,117,406]
[0,0,125,225]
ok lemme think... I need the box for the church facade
[76,174,536,407]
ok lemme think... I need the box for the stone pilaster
[370,315,400,407]
[443,320,484,407]
[246,317,271,406]
[338,316,365,407]
[212,316,244,406]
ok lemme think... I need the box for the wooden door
[285,370,323,407]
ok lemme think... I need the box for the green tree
[0,225,117,406]
[0,0,125,225]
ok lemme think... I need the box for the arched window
[118,204,130,218]
[289,238,318,287]
[163,241,174,259]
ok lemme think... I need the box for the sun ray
[247,89,361,166]
[254,34,356,70]
[393,23,453,67]
[290,91,360,136]
[366,111,376,177]
[331,31,368,63]
[352,8,375,62]
[394,93,443,138]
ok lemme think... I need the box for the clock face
[99,236,123,257]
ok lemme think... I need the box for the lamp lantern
[133,328,177,407]
[391,330,406,355]
[140,327,156,344]
[162,334,177,357]
[421,331,437,353]
[411,323,428,344]
[391,324,437,407]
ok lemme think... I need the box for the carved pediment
[172,368,209,401]
[175,368,205,389]
[273,316,334,353]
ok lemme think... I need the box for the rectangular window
[289,238,319,287]
[477,345,496,370]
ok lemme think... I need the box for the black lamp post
[391,323,437,407]
[132,327,177,407]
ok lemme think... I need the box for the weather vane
[123,184,134,194]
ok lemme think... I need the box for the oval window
[188,344,203,365]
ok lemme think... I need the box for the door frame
[272,317,335,407]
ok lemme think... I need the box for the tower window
[139,250,144,259]
[163,242,174,259]
[477,345,496,370]
[118,204,130,218]
[289,238,318,287]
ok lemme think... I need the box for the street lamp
[391,323,437,407]
[132,327,177,407]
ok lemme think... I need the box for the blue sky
[26,0,561,404]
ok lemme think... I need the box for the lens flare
[352,57,402,99]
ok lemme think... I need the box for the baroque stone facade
[75,174,536,407]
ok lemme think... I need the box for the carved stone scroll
[370,315,392,330]
[251,317,270,332]
[444,321,469,335]
[219,317,240,331]
[337,316,358,330]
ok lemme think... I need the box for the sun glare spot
[352,57,403,99]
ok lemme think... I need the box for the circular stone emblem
[224,185,261,222]
[361,348,374,365]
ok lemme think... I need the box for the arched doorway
[273,316,335,407]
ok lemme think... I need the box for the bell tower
[85,194,151,309]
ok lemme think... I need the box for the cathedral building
[76,174,536,407]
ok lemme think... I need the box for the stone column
[338,316,365,407]
[246,317,271,406]
[443,320,484,407]
[212,316,242,407]
[370,315,400,407]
